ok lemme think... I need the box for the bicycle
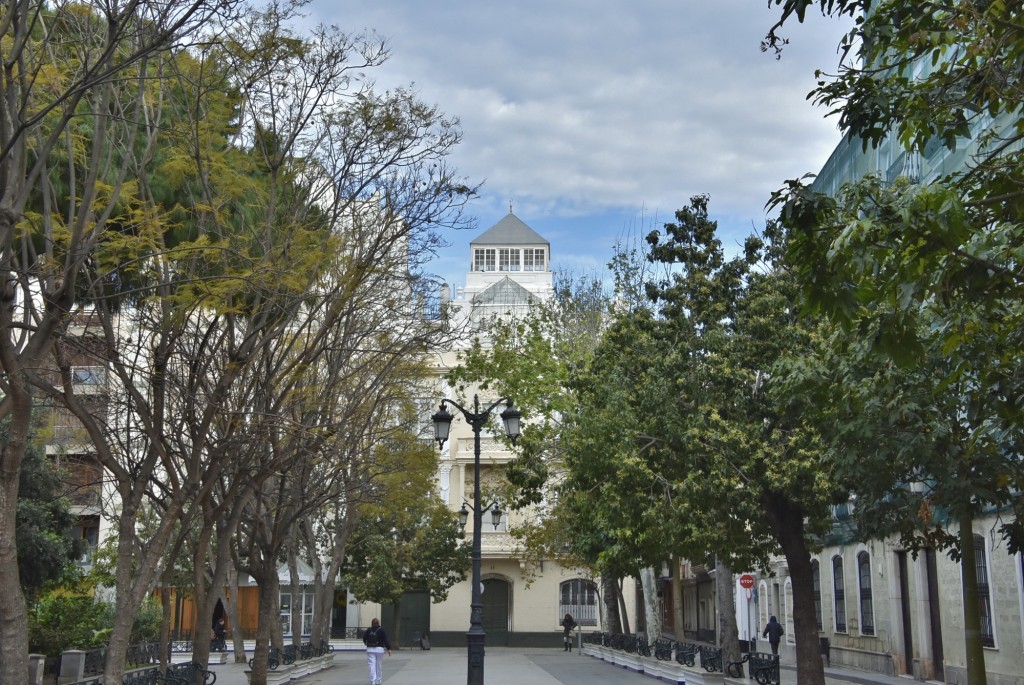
[193,662,217,685]
[247,648,280,671]
[157,672,187,685]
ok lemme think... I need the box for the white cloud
[308,0,852,285]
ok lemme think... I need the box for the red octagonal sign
[739,574,755,589]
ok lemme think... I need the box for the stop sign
[739,574,755,589]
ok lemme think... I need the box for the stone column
[57,650,85,685]
[28,654,46,685]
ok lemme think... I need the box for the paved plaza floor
[206,646,933,685]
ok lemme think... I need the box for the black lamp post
[432,395,521,685]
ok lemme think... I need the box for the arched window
[560,579,598,626]
[857,551,874,636]
[974,534,995,647]
[832,556,847,633]
[811,559,822,631]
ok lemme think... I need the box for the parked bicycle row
[582,632,780,685]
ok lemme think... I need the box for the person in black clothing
[762,615,784,655]
[363,618,392,685]
[561,613,577,652]
[212,618,226,652]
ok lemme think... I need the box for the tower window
[474,248,496,272]
[499,249,521,272]
[523,248,546,271]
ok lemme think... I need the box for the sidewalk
[205,647,930,685]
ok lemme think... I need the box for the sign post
[738,574,758,652]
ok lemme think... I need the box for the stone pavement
[204,646,934,685]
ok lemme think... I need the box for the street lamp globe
[500,402,521,442]
[432,404,454,447]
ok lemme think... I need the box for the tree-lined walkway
[201,647,933,685]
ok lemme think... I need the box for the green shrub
[30,591,163,656]
[29,591,109,655]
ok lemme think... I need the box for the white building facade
[352,212,634,647]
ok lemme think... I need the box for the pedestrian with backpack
[762,615,784,655]
[363,618,392,685]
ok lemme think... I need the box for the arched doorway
[481,578,510,646]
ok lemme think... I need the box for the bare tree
[0,3,246,681]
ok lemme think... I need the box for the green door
[482,579,510,647]
[399,590,430,647]
[382,590,431,648]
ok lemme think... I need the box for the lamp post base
[467,631,485,685]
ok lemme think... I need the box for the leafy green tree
[343,496,470,642]
[14,427,83,601]
[449,272,609,509]
[571,196,835,683]
[765,3,1024,682]
[773,179,1017,684]
[447,272,644,625]
[766,0,1024,433]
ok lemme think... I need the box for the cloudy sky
[306,1,853,289]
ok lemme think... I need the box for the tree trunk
[250,577,277,685]
[638,567,662,640]
[715,558,740,666]
[958,510,988,685]
[761,490,825,685]
[308,509,357,645]
[601,574,622,633]
[0,393,31,685]
[391,597,403,650]
[670,557,684,640]
[617,577,631,635]
[287,545,302,646]
[192,518,214,672]
[270,576,284,650]
[227,564,247,662]
[159,583,173,671]
[103,492,187,685]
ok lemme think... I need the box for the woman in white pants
[363,618,392,685]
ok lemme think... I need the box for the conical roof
[471,212,549,247]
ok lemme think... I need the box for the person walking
[212,618,226,652]
[561,613,577,652]
[363,617,392,685]
[762,615,784,655]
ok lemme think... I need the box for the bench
[726,652,780,685]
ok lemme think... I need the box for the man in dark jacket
[762,615,784,655]
[363,618,392,685]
